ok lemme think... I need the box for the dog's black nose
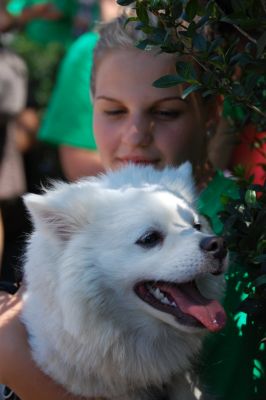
[200,236,227,261]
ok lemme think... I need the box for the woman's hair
[91,14,150,96]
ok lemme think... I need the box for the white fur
[22,162,226,400]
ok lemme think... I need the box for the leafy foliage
[117,0,266,335]
[118,0,266,130]
[220,176,266,330]
[9,34,65,110]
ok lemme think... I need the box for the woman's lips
[117,158,160,166]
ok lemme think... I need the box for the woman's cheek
[161,127,193,163]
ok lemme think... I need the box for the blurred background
[0,0,121,282]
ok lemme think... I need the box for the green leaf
[206,1,219,18]
[171,1,183,19]
[153,74,186,88]
[254,274,266,287]
[181,84,202,99]
[231,83,246,98]
[193,33,208,52]
[149,27,168,44]
[244,73,260,93]
[257,239,266,253]
[161,41,185,53]
[221,16,266,30]
[207,37,224,54]
[186,20,197,37]
[136,1,149,25]
[202,89,217,97]
[124,17,139,27]
[257,31,266,58]
[185,0,199,21]
[176,61,197,80]
[231,0,248,13]
[201,71,216,86]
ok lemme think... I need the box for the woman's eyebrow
[153,96,186,105]
[96,95,187,104]
[95,96,120,102]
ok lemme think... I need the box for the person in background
[0,46,28,283]
[37,30,104,180]
[0,0,78,130]
[0,0,77,46]
[0,27,64,286]
[0,12,265,400]
[38,0,122,181]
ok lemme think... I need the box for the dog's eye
[193,222,202,231]
[136,230,164,248]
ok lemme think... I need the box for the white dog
[22,163,227,400]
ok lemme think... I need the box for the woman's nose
[122,114,153,147]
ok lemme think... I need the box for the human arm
[37,32,101,179]
[0,209,3,272]
[0,289,105,400]
[59,146,104,181]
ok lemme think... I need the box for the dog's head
[24,162,227,340]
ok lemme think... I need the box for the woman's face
[93,49,211,171]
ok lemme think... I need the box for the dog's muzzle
[200,236,227,275]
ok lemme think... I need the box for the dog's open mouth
[134,281,226,332]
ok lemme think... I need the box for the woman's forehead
[96,48,176,81]
[95,49,182,98]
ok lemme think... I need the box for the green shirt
[38,32,98,149]
[198,172,266,400]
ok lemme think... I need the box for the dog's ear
[176,161,193,181]
[175,162,196,204]
[23,193,81,242]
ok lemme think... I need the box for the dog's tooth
[155,288,164,300]
[161,296,171,305]
[147,285,160,299]
[147,285,156,295]
[147,285,174,306]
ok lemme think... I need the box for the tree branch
[216,3,257,45]
[247,103,266,118]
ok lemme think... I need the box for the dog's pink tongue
[162,282,226,332]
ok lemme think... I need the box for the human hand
[0,288,106,400]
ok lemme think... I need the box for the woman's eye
[104,109,126,116]
[136,230,164,249]
[153,110,181,119]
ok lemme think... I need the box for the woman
[0,14,264,400]
[38,0,122,181]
